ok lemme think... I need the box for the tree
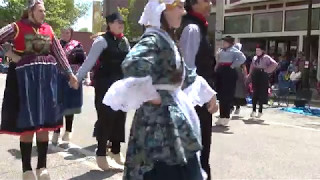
[118,0,143,40]
[0,0,89,35]
[79,27,89,32]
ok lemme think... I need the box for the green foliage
[118,0,142,40]
[0,0,89,35]
[79,27,89,32]
[0,0,25,26]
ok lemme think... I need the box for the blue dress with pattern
[103,27,216,180]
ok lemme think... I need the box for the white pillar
[103,0,107,17]
[215,0,224,54]
[298,35,304,52]
[317,35,320,81]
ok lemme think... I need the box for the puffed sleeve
[102,35,161,111]
[182,66,217,107]
[51,36,72,74]
[0,23,17,45]
[264,55,278,73]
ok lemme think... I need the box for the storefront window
[224,15,251,34]
[253,12,283,33]
[285,9,320,31]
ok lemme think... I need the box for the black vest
[177,13,216,87]
[94,32,130,80]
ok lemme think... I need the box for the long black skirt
[252,69,269,104]
[143,155,203,180]
[93,77,126,142]
[216,66,237,118]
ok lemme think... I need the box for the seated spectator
[289,66,302,93]
[278,70,290,89]
[287,60,295,74]
[295,52,305,72]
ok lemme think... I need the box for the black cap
[106,12,124,23]
[222,36,235,44]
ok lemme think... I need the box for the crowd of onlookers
[245,51,320,97]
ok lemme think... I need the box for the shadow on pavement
[82,144,97,153]
[211,126,234,134]
[68,170,120,180]
[301,123,320,129]
[8,146,56,159]
[231,116,245,120]
[242,119,269,126]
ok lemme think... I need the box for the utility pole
[303,0,312,89]
[103,0,118,17]
[215,0,224,54]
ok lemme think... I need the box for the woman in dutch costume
[248,44,278,118]
[233,43,248,116]
[102,0,218,179]
[215,36,246,126]
[0,1,78,179]
[76,12,130,170]
[51,27,86,145]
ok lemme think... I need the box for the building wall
[222,0,320,43]
[72,32,94,54]
[222,0,320,82]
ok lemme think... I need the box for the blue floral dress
[103,27,216,180]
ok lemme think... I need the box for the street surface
[0,73,320,179]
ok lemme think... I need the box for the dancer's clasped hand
[207,96,219,114]
[69,74,79,89]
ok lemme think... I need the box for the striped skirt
[0,55,64,135]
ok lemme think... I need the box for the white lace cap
[27,0,44,9]
[139,0,185,28]
[234,43,242,51]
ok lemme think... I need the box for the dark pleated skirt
[252,68,269,104]
[0,56,63,135]
[216,66,237,104]
[93,77,126,142]
[143,155,203,180]
[57,72,83,116]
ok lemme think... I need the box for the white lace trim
[183,76,217,107]
[102,76,160,112]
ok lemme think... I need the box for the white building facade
[219,0,320,81]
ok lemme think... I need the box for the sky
[0,0,95,32]
[73,0,99,32]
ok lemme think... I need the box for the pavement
[1,73,320,180]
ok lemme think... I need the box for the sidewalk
[0,135,123,180]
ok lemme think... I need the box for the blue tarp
[281,107,320,117]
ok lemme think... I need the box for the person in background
[233,43,248,115]
[287,60,295,74]
[248,44,278,118]
[51,27,86,145]
[215,36,246,126]
[177,0,215,178]
[295,52,305,72]
[289,66,302,93]
[76,12,130,170]
[0,0,77,179]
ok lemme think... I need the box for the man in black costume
[177,0,216,179]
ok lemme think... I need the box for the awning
[230,0,276,6]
